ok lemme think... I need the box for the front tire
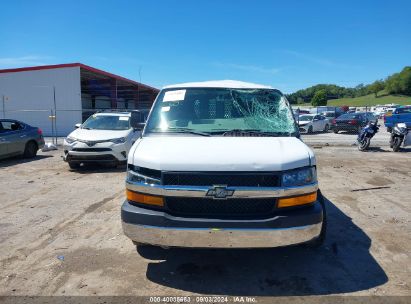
[392,137,402,152]
[324,124,329,132]
[307,126,313,134]
[358,137,370,151]
[23,141,38,158]
[68,162,80,169]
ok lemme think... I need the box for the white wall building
[0,63,158,136]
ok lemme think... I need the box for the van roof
[163,80,273,90]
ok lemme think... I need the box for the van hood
[131,136,315,171]
[68,128,131,141]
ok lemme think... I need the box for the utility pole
[2,95,5,118]
[53,86,58,145]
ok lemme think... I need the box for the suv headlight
[282,166,317,187]
[65,136,77,144]
[127,169,161,185]
[110,137,126,144]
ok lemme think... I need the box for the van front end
[121,166,324,248]
[121,81,326,249]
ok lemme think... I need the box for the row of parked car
[1,105,410,163]
[294,110,378,134]
[0,110,148,166]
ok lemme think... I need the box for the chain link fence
[2,106,391,147]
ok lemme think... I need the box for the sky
[0,0,410,93]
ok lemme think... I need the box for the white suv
[63,111,144,169]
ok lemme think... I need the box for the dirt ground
[0,146,410,298]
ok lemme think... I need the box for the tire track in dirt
[0,189,124,265]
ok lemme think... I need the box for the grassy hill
[297,92,410,107]
[327,93,410,107]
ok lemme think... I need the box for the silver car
[0,119,45,160]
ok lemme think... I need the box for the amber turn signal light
[278,192,317,208]
[126,189,164,207]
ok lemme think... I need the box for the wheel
[68,162,80,169]
[306,190,327,248]
[324,124,329,132]
[23,141,38,158]
[307,126,313,134]
[358,137,370,151]
[333,129,339,134]
[392,137,402,152]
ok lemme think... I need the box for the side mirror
[130,111,146,130]
[75,123,81,129]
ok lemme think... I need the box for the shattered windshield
[145,88,297,136]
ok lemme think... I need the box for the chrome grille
[162,172,280,187]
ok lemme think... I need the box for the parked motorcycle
[390,123,409,152]
[357,121,379,151]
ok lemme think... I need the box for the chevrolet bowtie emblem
[206,185,234,199]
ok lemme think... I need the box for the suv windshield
[82,115,130,130]
[299,115,314,121]
[145,88,297,136]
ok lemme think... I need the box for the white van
[121,80,326,249]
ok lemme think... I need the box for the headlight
[282,167,317,187]
[397,123,407,129]
[65,136,77,144]
[110,137,126,144]
[127,169,161,185]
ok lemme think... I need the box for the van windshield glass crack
[145,88,297,136]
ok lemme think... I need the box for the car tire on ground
[307,126,313,134]
[68,162,80,169]
[306,190,327,248]
[23,141,38,158]
[324,124,329,132]
[333,129,339,134]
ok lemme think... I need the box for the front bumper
[121,199,323,248]
[331,124,360,132]
[63,141,128,163]
[37,137,45,149]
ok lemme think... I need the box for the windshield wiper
[152,128,211,136]
[211,129,292,137]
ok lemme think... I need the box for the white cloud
[0,56,53,68]
[213,62,281,75]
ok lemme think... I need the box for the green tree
[369,80,385,97]
[385,67,411,95]
[311,89,328,106]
